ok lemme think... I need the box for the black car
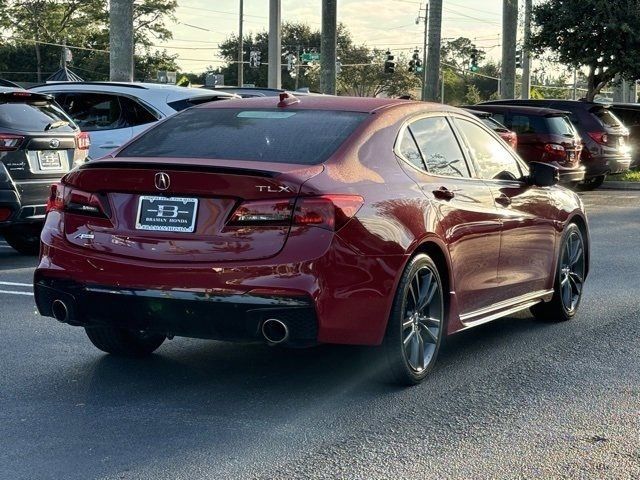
[606,103,640,169]
[480,99,631,190]
[0,88,88,254]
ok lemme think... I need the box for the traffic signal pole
[238,0,243,87]
[521,0,532,99]
[419,3,428,101]
[320,0,337,95]
[424,0,442,102]
[268,0,281,89]
[501,0,517,99]
[109,0,134,81]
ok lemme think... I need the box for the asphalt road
[1,190,639,480]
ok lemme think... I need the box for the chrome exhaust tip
[261,318,289,345]
[51,299,69,322]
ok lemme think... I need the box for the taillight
[228,199,295,226]
[227,195,364,231]
[293,195,364,231]
[0,133,24,151]
[45,182,108,217]
[544,143,567,161]
[587,132,608,145]
[0,207,12,221]
[75,131,90,150]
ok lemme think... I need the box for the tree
[441,37,485,72]
[464,84,482,105]
[0,0,178,82]
[530,0,640,101]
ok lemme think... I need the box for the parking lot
[1,189,639,480]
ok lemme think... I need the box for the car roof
[197,95,430,113]
[468,104,571,116]
[29,81,237,105]
[608,103,640,109]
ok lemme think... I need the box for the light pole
[238,0,243,87]
[268,0,281,89]
[416,3,429,101]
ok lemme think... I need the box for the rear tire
[577,175,605,191]
[531,223,586,322]
[3,228,41,255]
[85,326,165,357]
[383,254,445,385]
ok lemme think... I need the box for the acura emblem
[49,138,60,148]
[155,172,170,191]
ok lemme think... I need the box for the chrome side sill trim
[459,289,554,329]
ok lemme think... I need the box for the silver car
[30,82,237,159]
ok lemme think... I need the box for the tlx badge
[256,185,292,193]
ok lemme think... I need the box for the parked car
[480,99,631,189]
[464,105,585,184]
[0,87,88,254]
[463,108,518,149]
[29,82,237,159]
[606,103,640,168]
[35,95,590,385]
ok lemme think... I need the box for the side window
[119,96,158,127]
[455,118,523,181]
[397,128,425,170]
[409,116,470,178]
[59,93,124,131]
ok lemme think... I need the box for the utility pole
[424,0,442,101]
[417,3,428,101]
[238,0,243,87]
[521,0,532,99]
[572,68,578,100]
[320,0,337,95]
[109,0,134,81]
[501,0,517,99]
[268,0,281,89]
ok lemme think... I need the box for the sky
[157,0,505,73]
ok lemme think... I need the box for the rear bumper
[0,188,47,228]
[35,278,318,346]
[584,155,631,178]
[35,214,406,346]
[557,165,586,184]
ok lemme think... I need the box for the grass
[608,170,640,182]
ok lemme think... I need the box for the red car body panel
[34,97,590,346]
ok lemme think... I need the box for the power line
[177,5,266,19]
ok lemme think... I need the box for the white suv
[30,82,237,159]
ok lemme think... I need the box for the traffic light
[515,50,522,69]
[470,48,479,72]
[409,49,420,73]
[384,50,395,74]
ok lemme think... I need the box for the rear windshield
[481,117,507,131]
[507,114,574,135]
[119,108,368,164]
[0,102,75,132]
[592,108,622,128]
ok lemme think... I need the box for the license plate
[37,150,63,170]
[135,196,198,233]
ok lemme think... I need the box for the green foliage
[464,84,482,105]
[0,0,178,82]
[530,0,640,101]
[441,37,485,71]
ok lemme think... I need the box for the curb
[600,181,640,191]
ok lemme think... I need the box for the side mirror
[528,161,559,187]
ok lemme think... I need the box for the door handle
[432,186,455,200]
[495,194,512,206]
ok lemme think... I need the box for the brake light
[227,195,364,231]
[544,143,567,161]
[0,207,12,221]
[0,133,24,151]
[293,195,364,231]
[46,182,108,217]
[75,131,91,150]
[228,199,294,226]
[587,132,608,145]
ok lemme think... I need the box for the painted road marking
[0,281,32,288]
[0,290,33,296]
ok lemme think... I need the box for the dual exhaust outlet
[51,300,290,346]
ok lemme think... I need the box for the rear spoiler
[80,160,278,178]
[543,110,572,118]
[0,90,54,104]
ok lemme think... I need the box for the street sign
[300,52,321,62]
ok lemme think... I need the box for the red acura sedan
[34,95,590,385]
